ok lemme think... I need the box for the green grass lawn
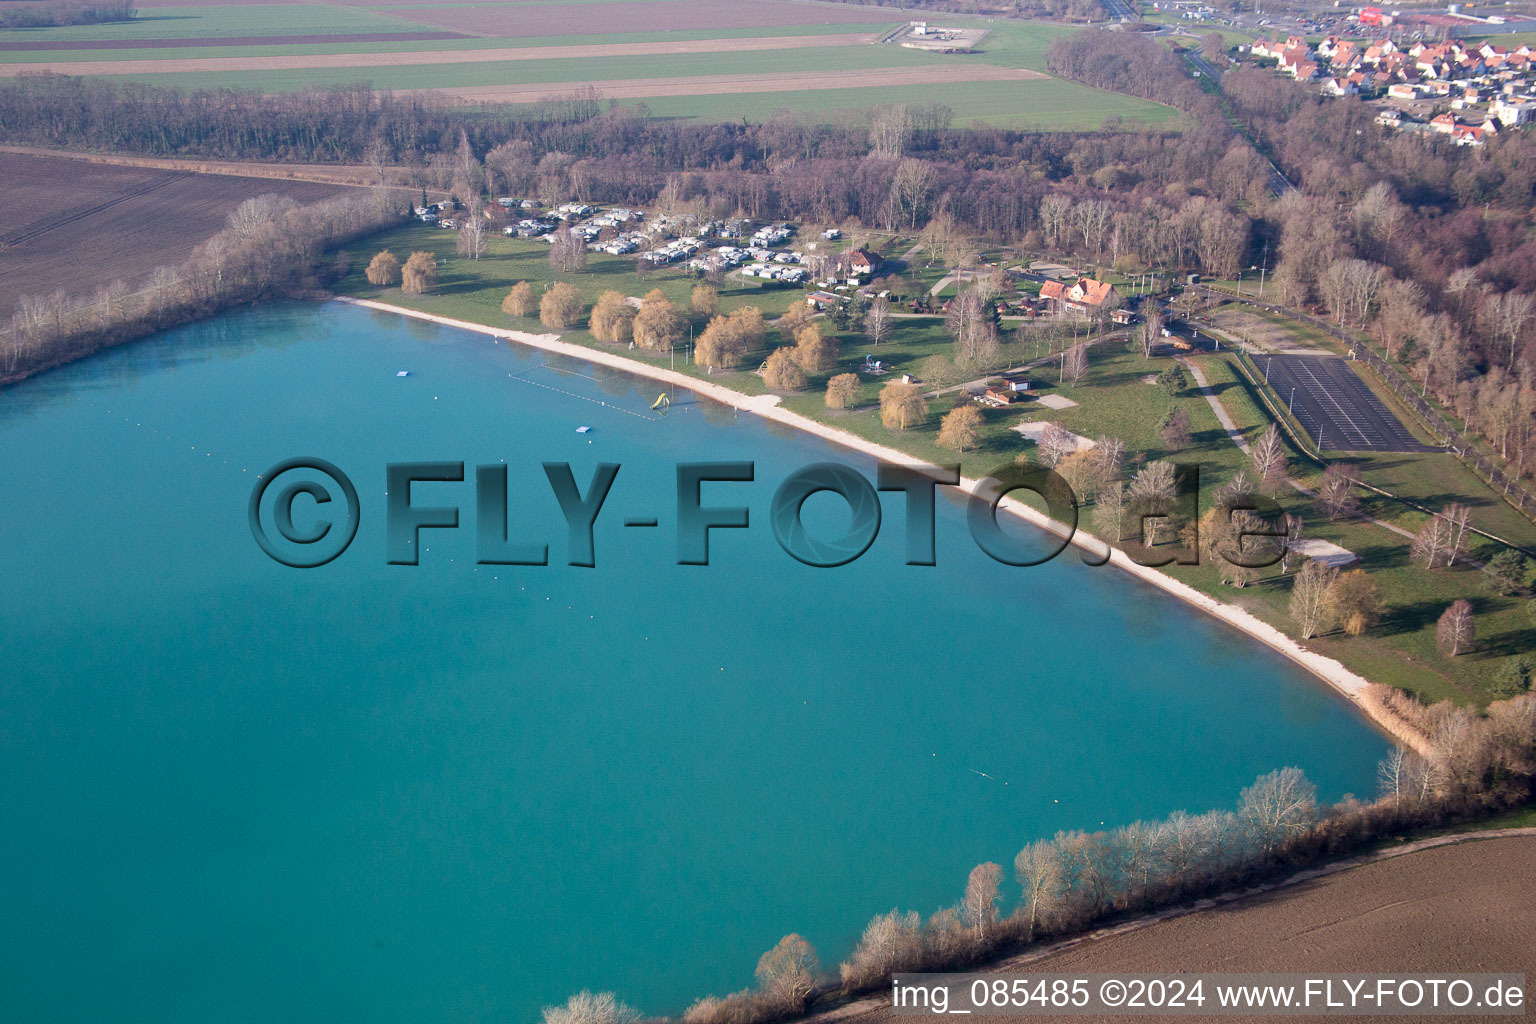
[338,225,1533,707]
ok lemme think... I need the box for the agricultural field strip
[0,23,896,61]
[0,32,472,52]
[0,32,885,76]
[622,80,1180,129]
[427,65,1049,103]
[0,170,193,246]
[0,5,424,42]
[0,152,349,315]
[81,43,955,91]
[371,0,882,39]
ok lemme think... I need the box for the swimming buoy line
[505,371,658,422]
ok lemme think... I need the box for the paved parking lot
[1259,354,1434,452]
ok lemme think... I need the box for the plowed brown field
[0,152,350,315]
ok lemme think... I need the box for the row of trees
[556,690,1535,1024]
[4,189,405,383]
[0,0,133,28]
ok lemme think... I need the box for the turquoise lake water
[0,302,1389,1023]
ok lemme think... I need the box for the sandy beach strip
[334,296,1422,749]
[0,32,881,77]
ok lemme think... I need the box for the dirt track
[430,65,1049,104]
[830,834,1536,1024]
[0,32,886,76]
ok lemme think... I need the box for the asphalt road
[1258,354,1434,452]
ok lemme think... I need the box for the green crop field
[0,4,415,41]
[621,79,1180,130]
[0,23,898,63]
[96,42,949,91]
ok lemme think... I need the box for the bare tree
[456,210,487,260]
[548,226,587,273]
[1038,194,1072,251]
[755,934,820,1014]
[839,910,922,990]
[1138,310,1164,358]
[1249,423,1287,493]
[542,992,640,1024]
[1062,343,1089,386]
[1093,480,1130,542]
[1092,436,1125,486]
[1037,423,1078,467]
[947,290,999,372]
[1289,558,1339,639]
[868,104,912,158]
[1314,463,1360,521]
[961,862,1003,943]
[1238,767,1317,857]
[864,295,893,348]
[1486,290,1534,370]
[1411,513,1455,569]
[1127,460,1178,543]
[1437,599,1476,656]
[890,158,938,229]
[1444,503,1472,566]
[1013,840,1063,942]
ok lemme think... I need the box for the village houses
[1244,31,1536,145]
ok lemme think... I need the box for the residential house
[847,248,884,277]
[1492,97,1536,125]
[1042,277,1121,315]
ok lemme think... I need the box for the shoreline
[334,295,1427,753]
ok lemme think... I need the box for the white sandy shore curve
[335,296,1421,749]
